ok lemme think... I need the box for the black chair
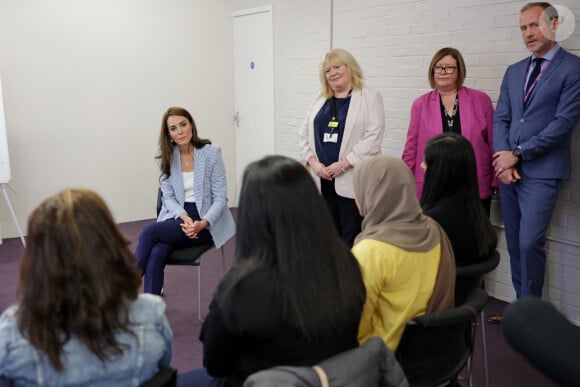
[140,366,178,387]
[395,288,488,387]
[455,249,500,387]
[156,189,226,321]
[455,250,500,305]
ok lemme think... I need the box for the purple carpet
[0,217,556,386]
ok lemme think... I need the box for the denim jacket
[0,294,173,387]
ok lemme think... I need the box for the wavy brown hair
[17,188,141,371]
[156,106,211,177]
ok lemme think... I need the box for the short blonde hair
[319,48,364,99]
[428,47,467,90]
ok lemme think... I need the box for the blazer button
[520,118,525,123]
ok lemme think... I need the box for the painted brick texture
[238,0,580,322]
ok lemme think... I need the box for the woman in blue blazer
[135,107,236,295]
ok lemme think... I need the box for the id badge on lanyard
[324,119,339,143]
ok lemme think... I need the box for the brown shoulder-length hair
[428,47,467,90]
[319,48,365,99]
[17,188,142,372]
[156,106,211,177]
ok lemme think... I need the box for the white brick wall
[235,0,580,322]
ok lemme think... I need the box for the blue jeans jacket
[0,294,173,386]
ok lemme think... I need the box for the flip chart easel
[1,185,25,247]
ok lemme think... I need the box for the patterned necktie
[525,57,544,94]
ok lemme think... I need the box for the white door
[232,6,275,190]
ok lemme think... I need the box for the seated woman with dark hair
[420,132,497,266]
[0,188,172,386]
[180,155,366,387]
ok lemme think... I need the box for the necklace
[444,94,458,129]
[180,150,194,168]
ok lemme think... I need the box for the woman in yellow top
[352,154,455,351]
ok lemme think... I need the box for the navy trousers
[320,179,362,248]
[135,202,212,295]
[499,177,560,298]
[176,368,219,387]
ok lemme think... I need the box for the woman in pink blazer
[402,47,496,213]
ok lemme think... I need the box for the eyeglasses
[433,65,457,74]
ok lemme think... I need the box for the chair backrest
[395,288,488,387]
[140,367,177,387]
[243,336,409,387]
[455,249,500,305]
[156,188,163,216]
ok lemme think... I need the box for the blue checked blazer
[157,144,235,248]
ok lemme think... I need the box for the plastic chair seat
[164,244,213,266]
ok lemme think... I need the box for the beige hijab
[353,155,455,311]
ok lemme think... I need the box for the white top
[183,171,195,202]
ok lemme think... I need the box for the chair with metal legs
[395,288,488,387]
[156,189,226,322]
[455,249,500,387]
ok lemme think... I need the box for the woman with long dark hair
[421,132,497,266]
[135,106,236,295]
[185,155,366,386]
[0,188,172,385]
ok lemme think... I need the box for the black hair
[420,133,497,257]
[221,155,365,339]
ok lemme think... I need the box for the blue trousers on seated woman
[136,202,212,295]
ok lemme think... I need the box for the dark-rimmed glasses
[433,65,457,74]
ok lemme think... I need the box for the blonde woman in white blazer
[299,48,385,246]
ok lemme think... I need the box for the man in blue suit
[492,2,580,298]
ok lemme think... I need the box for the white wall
[0,0,236,238]
[1,0,579,320]
[234,0,580,321]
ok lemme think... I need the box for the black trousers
[320,179,362,247]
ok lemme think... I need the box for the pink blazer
[402,87,496,199]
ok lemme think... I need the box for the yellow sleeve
[352,240,384,344]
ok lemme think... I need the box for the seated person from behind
[0,188,172,386]
[193,155,366,387]
[420,132,497,267]
[353,154,455,352]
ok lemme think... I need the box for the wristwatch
[512,146,523,159]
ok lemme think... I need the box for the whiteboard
[0,76,11,184]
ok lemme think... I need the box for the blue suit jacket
[493,47,580,179]
[157,144,235,248]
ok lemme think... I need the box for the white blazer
[299,87,385,199]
